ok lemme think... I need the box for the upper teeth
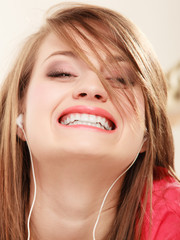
[60,113,113,130]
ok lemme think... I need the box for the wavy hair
[0,3,176,239]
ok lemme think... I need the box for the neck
[29,156,124,240]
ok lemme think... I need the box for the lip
[57,105,117,130]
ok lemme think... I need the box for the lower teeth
[68,122,105,130]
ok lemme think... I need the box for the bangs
[45,11,145,131]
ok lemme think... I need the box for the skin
[21,32,146,240]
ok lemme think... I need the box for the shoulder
[151,174,180,239]
[152,168,180,211]
[152,172,180,210]
[142,169,180,240]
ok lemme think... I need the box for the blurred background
[0,0,180,176]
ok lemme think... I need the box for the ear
[140,137,148,153]
[16,126,26,141]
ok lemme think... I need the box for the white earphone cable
[21,128,37,240]
[92,138,146,240]
[18,113,146,240]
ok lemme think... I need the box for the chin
[56,144,109,160]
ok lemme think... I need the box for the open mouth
[58,113,116,131]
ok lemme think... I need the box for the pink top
[142,170,180,239]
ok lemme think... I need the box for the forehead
[36,33,72,64]
[35,29,129,67]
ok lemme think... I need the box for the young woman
[0,3,180,240]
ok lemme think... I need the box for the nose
[72,73,108,102]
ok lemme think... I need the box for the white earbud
[16,114,23,129]
[16,113,37,240]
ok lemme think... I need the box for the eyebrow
[43,50,127,65]
[43,50,77,63]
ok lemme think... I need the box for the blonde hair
[0,3,176,239]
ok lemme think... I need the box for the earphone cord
[21,128,37,240]
[22,125,145,240]
[92,139,146,240]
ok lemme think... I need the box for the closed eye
[106,77,127,87]
[116,77,126,85]
[47,71,75,78]
[107,76,135,88]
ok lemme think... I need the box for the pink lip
[58,105,117,130]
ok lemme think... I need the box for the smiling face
[23,31,146,175]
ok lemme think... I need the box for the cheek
[26,83,55,109]
[25,81,69,114]
[23,81,68,159]
[116,87,145,127]
[24,82,61,134]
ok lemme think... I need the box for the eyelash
[116,77,126,85]
[47,71,134,87]
[107,77,135,87]
[47,71,74,78]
